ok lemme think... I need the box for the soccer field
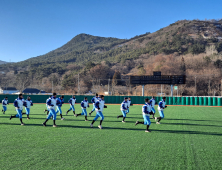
[0,104,222,170]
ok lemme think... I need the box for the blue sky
[0,0,222,62]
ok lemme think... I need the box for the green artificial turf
[0,104,222,170]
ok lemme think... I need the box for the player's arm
[13,100,18,109]
[68,99,72,105]
[95,101,100,110]
[47,99,54,107]
[81,101,85,108]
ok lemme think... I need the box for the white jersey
[158,100,166,111]
[95,99,105,112]
[120,101,128,111]
[26,100,33,109]
[92,96,99,105]
[142,103,151,115]
[150,98,155,107]
[2,99,8,106]
[69,98,76,105]
[127,100,131,108]
[14,98,25,110]
[47,97,57,110]
[46,98,50,109]
[81,100,89,109]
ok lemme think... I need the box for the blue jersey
[57,98,64,107]
[2,99,8,106]
[81,100,89,109]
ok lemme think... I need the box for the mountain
[1,19,222,96]
[0,60,8,65]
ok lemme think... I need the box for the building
[0,87,19,94]
[22,88,48,94]
[22,88,40,94]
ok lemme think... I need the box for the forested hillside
[1,19,222,96]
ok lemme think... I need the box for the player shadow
[151,129,222,136]
[163,122,222,127]
[30,114,49,116]
[1,122,222,136]
[104,120,137,123]
[164,118,222,123]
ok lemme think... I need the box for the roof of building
[22,88,40,93]
[1,87,18,90]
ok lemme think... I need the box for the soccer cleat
[155,117,157,122]
[145,130,151,133]
[89,113,91,116]
[156,122,161,124]
[21,123,25,126]
[90,123,93,128]
[85,119,89,121]
[27,118,30,120]
[117,116,119,119]
[61,118,65,120]
[53,125,57,127]
[42,123,46,127]
[122,121,126,123]
[75,114,78,117]
[135,120,139,126]
[10,116,12,120]
[66,112,68,115]
[44,110,46,113]
[98,125,102,129]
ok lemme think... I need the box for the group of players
[1,93,167,132]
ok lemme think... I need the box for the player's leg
[135,120,144,125]
[97,111,104,129]
[151,107,156,119]
[83,109,88,121]
[14,109,24,125]
[43,110,53,126]
[57,107,64,120]
[90,112,99,127]
[72,105,75,116]
[2,106,7,114]
[117,110,125,119]
[89,104,95,116]
[155,110,164,124]
[144,115,151,132]
[25,108,30,119]
[66,105,73,115]
[122,110,126,122]
[52,109,57,127]
[76,108,86,118]
[44,105,48,113]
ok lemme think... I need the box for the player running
[155,97,167,124]
[89,93,99,116]
[44,95,52,115]
[126,97,132,114]
[2,96,8,114]
[75,97,89,121]
[90,95,107,129]
[117,97,128,123]
[24,96,33,119]
[135,98,151,132]
[42,93,58,127]
[10,94,25,125]
[56,95,65,120]
[66,95,76,116]
[149,96,156,119]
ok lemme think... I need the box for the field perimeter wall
[0,95,222,106]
